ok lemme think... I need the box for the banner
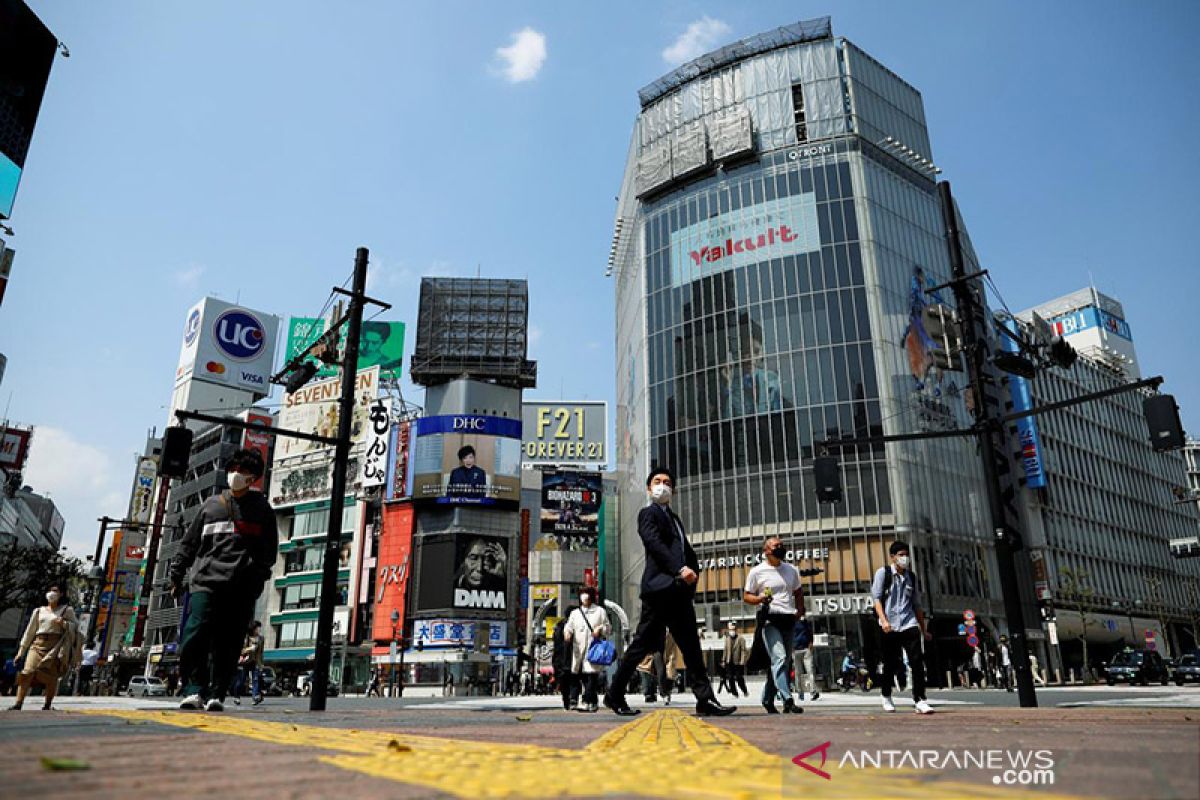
[371,503,414,643]
[410,414,522,506]
[540,470,602,540]
[384,420,413,501]
[241,411,273,490]
[285,317,406,381]
[359,399,390,490]
[0,426,31,470]
[275,366,379,459]
[412,619,506,649]
[999,317,1047,489]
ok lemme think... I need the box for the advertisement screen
[286,317,406,382]
[540,470,602,539]
[452,534,509,611]
[410,415,521,506]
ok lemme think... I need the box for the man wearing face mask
[871,541,934,714]
[744,537,805,714]
[169,449,278,712]
[603,467,734,717]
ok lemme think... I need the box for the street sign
[389,641,398,660]
[957,623,966,635]
[963,609,975,621]
[1047,621,1059,646]
[966,634,979,647]
[965,624,976,635]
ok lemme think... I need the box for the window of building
[281,582,319,610]
[277,620,317,648]
[792,84,807,143]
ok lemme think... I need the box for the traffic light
[921,303,963,371]
[1144,394,1185,452]
[160,426,193,479]
[1038,602,1055,622]
[1046,335,1077,370]
[284,361,319,394]
[814,456,842,504]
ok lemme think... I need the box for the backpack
[877,566,916,605]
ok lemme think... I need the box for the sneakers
[204,698,225,712]
[811,691,820,700]
[881,696,896,713]
[178,694,204,710]
[252,695,264,706]
[232,697,241,706]
[663,695,671,706]
[782,698,804,714]
[914,700,935,715]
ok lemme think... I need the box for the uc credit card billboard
[175,297,280,398]
[410,414,522,506]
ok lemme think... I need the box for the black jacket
[637,502,698,597]
[169,490,278,596]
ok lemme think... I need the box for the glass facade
[614,22,1002,684]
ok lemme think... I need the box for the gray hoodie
[170,490,278,596]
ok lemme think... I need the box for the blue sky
[5,1,1199,557]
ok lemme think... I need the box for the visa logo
[241,372,265,385]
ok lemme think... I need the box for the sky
[4,1,1199,560]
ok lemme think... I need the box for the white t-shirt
[744,561,802,615]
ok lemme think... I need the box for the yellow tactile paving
[77,708,1082,799]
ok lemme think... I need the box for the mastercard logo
[206,361,227,374]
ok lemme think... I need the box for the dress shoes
[603,694,640,717]
[762,700,779,714]
[782,698,804,714]
[695,698,735,717]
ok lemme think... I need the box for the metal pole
[938,180,1037,707]
[131,478,173,647]
[85,517,111,646]
[310,247,368,711]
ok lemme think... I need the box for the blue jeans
[760,616,795,705]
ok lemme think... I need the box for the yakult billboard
[175,297,280,398]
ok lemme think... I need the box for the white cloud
[173,264,205,290]
[662,16,732,65]
[23,427,129,561]
[495,27,547,82]
[528,324,544,348]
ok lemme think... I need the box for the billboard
[412,619,507,649]
[453,534,509,610]
[0,0,57,219]
[128,457,157,525]
[240,411,273,490]
[358,399,390,490]
[999,316,1047,489]
[285,317,406,382]
[275,366,379,459]
[540,471,602,540]
[174,297,281,397]
[0,425,31,470]
[521,401,608,466]
[370,503,414,643]
[410,414,521,506]
[384,420,413,501]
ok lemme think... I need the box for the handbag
[580,609,615,666]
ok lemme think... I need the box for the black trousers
[880,626,927,701]
[728,664,748,695]
[178,589,256,701]
[608,589,714,704]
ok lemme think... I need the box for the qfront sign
[174,297,280,398]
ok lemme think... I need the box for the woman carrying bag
[563,587,611,713]
[10,583,80,711]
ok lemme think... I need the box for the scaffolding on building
[410,278,537,389]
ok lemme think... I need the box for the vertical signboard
[999,316,1047,489]
[359,399,390,490]
[371,503,414,643]
[384,420,413,501]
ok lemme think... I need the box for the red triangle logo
[792,741,832,780]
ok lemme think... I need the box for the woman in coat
[562,588,610,712]
[10,583,78,711]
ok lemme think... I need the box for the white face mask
[227,471,253,492]
[579,593,591,605]
[896,555,910,569]
[650,483,673,504]
[46,591,60,604]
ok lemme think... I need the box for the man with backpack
[871,541,933,714]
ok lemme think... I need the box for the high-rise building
[1016,292,1200,662]
[612,17,1005,676]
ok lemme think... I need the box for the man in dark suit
[603,467,735,717]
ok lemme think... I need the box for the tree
[0,540,87,630]
[1058,565,1096,682]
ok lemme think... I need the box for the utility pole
[310,247,369,711]
[938,180,1037,707]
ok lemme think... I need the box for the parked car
[126,676,168,697]
[1173,654,1200,686]
[1105,649,1169,686]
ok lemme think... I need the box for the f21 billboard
[175,297,280,398]
[410,415,522,506]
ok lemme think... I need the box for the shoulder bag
[581,609,615,667]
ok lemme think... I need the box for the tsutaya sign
[669,194,821,287]
[805,594,875,616]
[699,546,830,571]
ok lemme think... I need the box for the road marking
[78,708,1080,799]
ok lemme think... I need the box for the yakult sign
[175,297,280,398]
[669,194,821,287]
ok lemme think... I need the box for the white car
[126,676,167,697]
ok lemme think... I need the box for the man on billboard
[454,536,507,609]
[448,445,487,498]
[358,322,404,373]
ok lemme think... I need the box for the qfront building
[612,17,1005,678]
